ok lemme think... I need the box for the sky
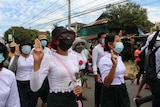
[0,0,160,37]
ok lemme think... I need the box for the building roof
[84,18,108,27]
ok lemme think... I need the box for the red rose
[79,60,83,65]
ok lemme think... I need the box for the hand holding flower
[74,85,82,96]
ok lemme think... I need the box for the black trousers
[150,78,160,107]
[47,92,77,107]
[37,77,49,103]
[94,68,102,107]
[136,95,152,106]
[17,80,38,107]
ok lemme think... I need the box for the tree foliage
[4,26,50,44]
[104,3,153,31]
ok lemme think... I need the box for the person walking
[92,32,106,107]
[0,38,20,107]
[133,24,160,107]
[99,33,133,107]
[30,26,82,107]
[31,34,51,107]
[9,38,38,107]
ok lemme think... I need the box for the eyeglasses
[61,33,75,40]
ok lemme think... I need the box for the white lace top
[30,52,79,93]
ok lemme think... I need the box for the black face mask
[58,39,72,51]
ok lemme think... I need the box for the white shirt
[99,52,126,85]
[31,47,52,54]
[155,48,160,79]
[92,44,105,75]
[0,68,20,107]
[30,53,80,93]
[71,50,87,70]
[43,47,52,54]
[9,55,34,81]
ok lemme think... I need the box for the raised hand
[156,23,160,30]
[110,49,118,66]
[33,39,44,71]
[14,45,20,55]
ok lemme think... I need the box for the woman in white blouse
[0,39,20,107]
[9,39,38,107]
[30,26,82,107]
[99,33,133,107]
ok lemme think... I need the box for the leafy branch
[68,72,87,86]
[128,60,140,78]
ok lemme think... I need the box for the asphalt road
[37,74,152,107]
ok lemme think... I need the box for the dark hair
[19,38,33,52]
[0,43,8,62]
[104,33,117,51]
[51,26,76,50]
[97,32,106,39]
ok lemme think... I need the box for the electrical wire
[30,0,127,29]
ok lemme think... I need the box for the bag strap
[52,53,76,87]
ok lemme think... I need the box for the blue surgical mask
[155,41,160,47]
[21,45,31,54]
[0,53,5,63]
[101,39,105,45]
[41,40,47,47]
[114,42,124,53]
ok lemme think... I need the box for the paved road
[37,74,152,107]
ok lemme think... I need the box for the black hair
[104,33,117,51]
[0,43,9,68]
[97,32,106,39]
[19,38,33,53]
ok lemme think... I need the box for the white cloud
[0,0,160,37]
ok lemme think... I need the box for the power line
[30,0,127,29]
[22,0,77,26]
[21,0,59,26]
[31,0,124,28]
[23,0,111,27]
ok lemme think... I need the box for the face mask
[76,45,85,53]
[58,39,72,51]
[21,45,31,54]
[155,41,160,47]
[101,39,105,45]
[0,53,5,63]
[41,40,47,47]
[113,42,124,54]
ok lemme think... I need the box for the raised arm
[33,39,44,71]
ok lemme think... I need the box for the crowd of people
[0,24,160,107]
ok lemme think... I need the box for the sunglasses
[61,33,75,40]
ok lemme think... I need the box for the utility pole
[68,0,71,30]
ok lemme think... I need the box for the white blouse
[30,52,80,93]
[92,44,105,75]
[71,50,87,70]
[9,55,34,81]
[0,68,20,107]
[99,52,126,85]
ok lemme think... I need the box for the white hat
[72,38,86,50]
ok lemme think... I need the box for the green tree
[4,26,39,44]
[105,3,153,31]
